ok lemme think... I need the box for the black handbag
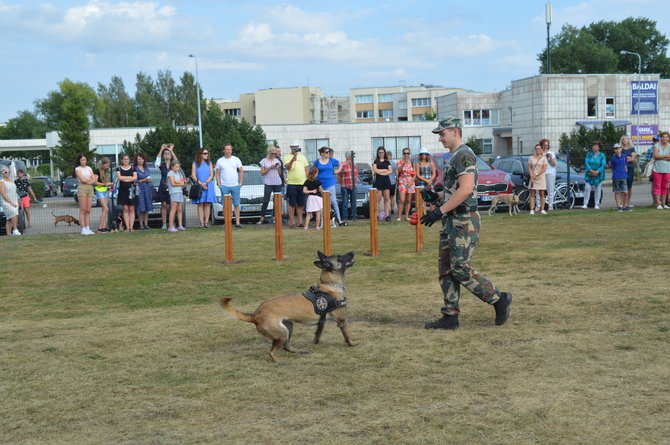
[189,183,202,200]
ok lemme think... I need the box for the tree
[96,76,137,128]
[0,110,50,139]
[35,79,101,129]
[49,79,98,174]
[423,109,437,121]
[538,18,670,76]
[465,135,483,155]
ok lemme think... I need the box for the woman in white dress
[0,167,21,235]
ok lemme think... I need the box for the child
[167,161,186,231]
[303,166,323,230]
[609,143,629,212]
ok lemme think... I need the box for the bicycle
[551,182,576,209]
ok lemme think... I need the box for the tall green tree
[538,18,670,76]
[48,79,98,173]
[96,76,137,128]
[0,110,50,139]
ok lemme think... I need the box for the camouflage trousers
[438,212,500,315]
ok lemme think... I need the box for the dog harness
[302,285,346,316]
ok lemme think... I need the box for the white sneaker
[657,205,663,210]
[664,205,670,209]
[594,205,600,210]
[12,229,21,236]
[540,210,547,215]
[581,205,588,209]
[529,210,535,215]
[162,224,167,229]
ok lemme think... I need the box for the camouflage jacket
[442,144,478,213]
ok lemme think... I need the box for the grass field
[1,209,669,444]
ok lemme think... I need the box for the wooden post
[322,190,331,255]
[369,188,378,256]
[415,186,424,253]
[273,192,283,261]
[223,194,233,263]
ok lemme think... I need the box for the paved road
[11,181,660,236]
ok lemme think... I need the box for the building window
[356,110,374,119]
[587,97,597,118]
[508,107,513,124]
[605,97,615,118]
[355,95,374,104]
[412,114,427,121]
[479,138,493,154]
[378,94,393,103]
[371,136,421,159]
[379,109,394,118]
[463,109,499,126]
[304,139,330,162]
[225,108,241,117]
[411,98,431,107]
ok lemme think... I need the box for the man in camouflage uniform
[421,117,512,330]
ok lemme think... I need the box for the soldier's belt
[447,204,478,217]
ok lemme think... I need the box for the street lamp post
[545,2,552,74]
[188,54,204,149]
[620,50,642,153]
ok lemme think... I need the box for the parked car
[212,165,288,224]
[356,162,373,185]
[411,152,515,208]
[492,155,588,208]
[34,176,58,197]
[109,166,184,229]
[334,177,371,218]
[61,177,79,197]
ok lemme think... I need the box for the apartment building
[436,73,670,156]
[350,84,469,123]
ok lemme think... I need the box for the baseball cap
[613,143,621,148]
[290,140,301,147]
[419,148,430,155]
[432,117,461,134]
[652,135,660,142]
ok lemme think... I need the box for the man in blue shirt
[609,143,629,211]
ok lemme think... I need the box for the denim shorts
[220,184,241,207]
[612,178,628,193]
[170,192,184,203]
[95,190,110,200]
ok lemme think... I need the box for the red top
[338,162,358,189]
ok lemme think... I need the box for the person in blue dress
[581,140,606,209]
[134,153,154,229]
[314,146,347,226]
[191,148,217,227]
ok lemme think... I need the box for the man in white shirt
[215,143,244,228]
[539,139,557,210]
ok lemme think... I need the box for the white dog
[488,193,521,216]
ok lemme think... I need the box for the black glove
[421,188,439,204]
[421,207,443,227]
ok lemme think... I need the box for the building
[214,87,349,125]
[436,73,670,156]
[350,84,469,123]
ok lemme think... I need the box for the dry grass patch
[1,209,669,444]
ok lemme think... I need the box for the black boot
[493,292,513,326]
[424,314,459,330]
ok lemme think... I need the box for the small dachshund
[52,210,80,227]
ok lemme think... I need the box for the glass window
[511,160,524,175]
[480,138,493,154]
[355,95,374,104]
[587,97,597,118]
[481,110,490,126]
[464,110,472,126]
[383,138,398,158]
[379,109,394,118]
[225,108,241,117]
[412,114,427,121]
[605,97,615,118]
[411,98,431,107]
[490,109,499,126]
[371,137,421,159]
[356,110,373,119]
[508,107,512,124]
[304,139,329,162]
[378,94,393,103]
[463,109,500,126]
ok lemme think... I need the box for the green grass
[1,208,669,444]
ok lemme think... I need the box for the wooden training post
[273,192,284,261]
[369,188,378,256]
[415,186,424,253]
[322,190,332,255]
[223,194,233,263]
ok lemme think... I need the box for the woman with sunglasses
[191,148,217,227]
[396,149,416,221]
[0,168,21,235]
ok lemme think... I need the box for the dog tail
[220,298,255,323]
[52,209,56,217]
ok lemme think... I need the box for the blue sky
[1,0,669,122]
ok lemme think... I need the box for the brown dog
[220,251,355,363]
[488,193,520,216]
[52,210,80,226]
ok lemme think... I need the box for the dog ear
[317,251,327,261]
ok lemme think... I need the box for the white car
[212,165,287,223]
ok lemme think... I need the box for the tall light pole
[620,50,642,152]
[188,54,203,149]
[545,2,552,74]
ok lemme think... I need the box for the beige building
[349,85,470,123]
[214,87,349,125]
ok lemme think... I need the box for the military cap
[432,117,461,134]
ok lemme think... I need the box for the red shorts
[20,195,30,208]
